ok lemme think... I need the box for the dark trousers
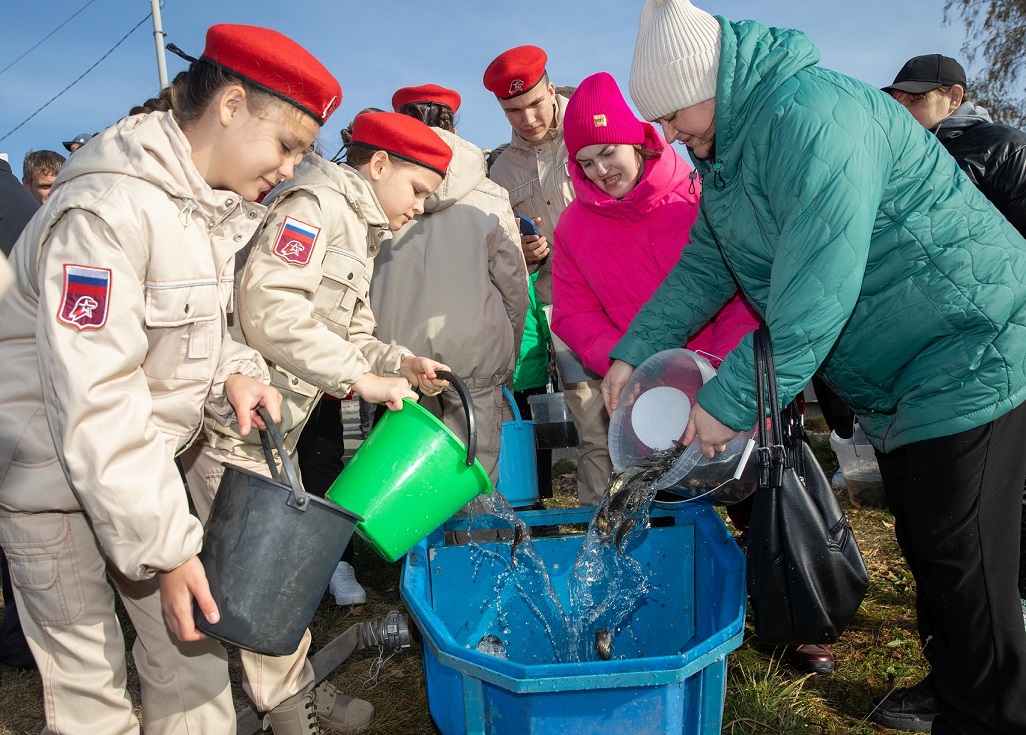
[297,397,353,565]
[0,547,33,666]
[876,401,1026,735]
[513,386,553,501]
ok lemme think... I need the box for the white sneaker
[830,470,846,490]
[329,561,366,606]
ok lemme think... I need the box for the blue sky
[2,1,966,171]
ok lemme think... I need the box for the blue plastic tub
[496,386,539,508]
[400,503,746,735]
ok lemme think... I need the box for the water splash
[464,444,685,663]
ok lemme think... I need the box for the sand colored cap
[483,45,548,99]
[629,0,721,121]
[350,111,453,177]
[391,84,462,114]
[200,24,341,123]
[563,72,647,160]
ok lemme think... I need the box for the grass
[0,425,928,734]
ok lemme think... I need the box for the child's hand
[400,357,450,396]
[352,373,418,411]
[225,374,282,435]
[159,555,217,642]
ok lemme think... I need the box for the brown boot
[312,681,374,733]
[264,691,320,734]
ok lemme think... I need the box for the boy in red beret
[483,46,613,508]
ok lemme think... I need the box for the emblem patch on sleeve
[57,264,112,331]
[272,216,320,265]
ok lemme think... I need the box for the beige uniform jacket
[372,129,529,386]
[204,154,413,457]
[488,94,573,304]
[0,112,269,580]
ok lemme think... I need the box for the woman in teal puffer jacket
[603,2,1026,734]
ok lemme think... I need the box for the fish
[594,441,687,553]
[595,629,613,661]
[510,522,525,562]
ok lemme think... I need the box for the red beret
[350,112,452,177]
[483,45,548,99]
[200,24,341,123]
[391,84,462,114]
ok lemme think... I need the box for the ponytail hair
[334,107,385,165]
[396,101,456,133]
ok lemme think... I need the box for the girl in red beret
[0,24,339,735]
[180,110,455,731]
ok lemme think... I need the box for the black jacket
[935,118,1026,237]
[0,158,39,257]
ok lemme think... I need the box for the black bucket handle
[256,406,311,511]
[433,370,477,467]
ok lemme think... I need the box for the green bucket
[326,371,492,562]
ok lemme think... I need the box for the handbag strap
[753,324,786,489]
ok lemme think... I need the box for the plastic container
[401,503,746,735]
[497,386,539,508]
[528,391,579,449]
[326,372,491,562]
[197,408,362,655]
[830,424,886,509]
[609,349,755,499]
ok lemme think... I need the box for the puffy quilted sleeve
[698,92,889,431]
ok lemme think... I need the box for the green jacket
[514,271,551,391]
[612,18,1026,451]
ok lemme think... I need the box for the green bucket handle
[434,370,477,467]
[502,385,523,428]
[256,406,312,511]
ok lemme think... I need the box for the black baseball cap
[883,54,967,95]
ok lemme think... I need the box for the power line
[0,0,100,77]
[0,13,151,145]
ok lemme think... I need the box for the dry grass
[0,430,927,734]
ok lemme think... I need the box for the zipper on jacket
[688,170,698,196]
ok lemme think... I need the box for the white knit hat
[629,0,722,121]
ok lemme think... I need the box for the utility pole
[150,0,168,89]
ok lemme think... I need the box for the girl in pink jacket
[552,72,758,376]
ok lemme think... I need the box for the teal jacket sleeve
[697,94,890,431]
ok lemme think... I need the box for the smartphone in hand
[516,214,539,237]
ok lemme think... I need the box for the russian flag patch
[57,264,112,331]
[272,216,320,265]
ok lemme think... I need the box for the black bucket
[195,407,362,655]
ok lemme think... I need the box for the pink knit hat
[563,72,647,160]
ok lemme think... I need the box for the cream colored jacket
[0,112,269,579]
[204,153,413,457]
[372,129,528,386]
[488,94,573,304]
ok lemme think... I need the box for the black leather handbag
[745,324,870,644]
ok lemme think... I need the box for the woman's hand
[683,402,739,458]
[602,359,635,414]
[399,357,450,396]
[225,374,282,435]
[158,555,217,642]
[352,372,418,411]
